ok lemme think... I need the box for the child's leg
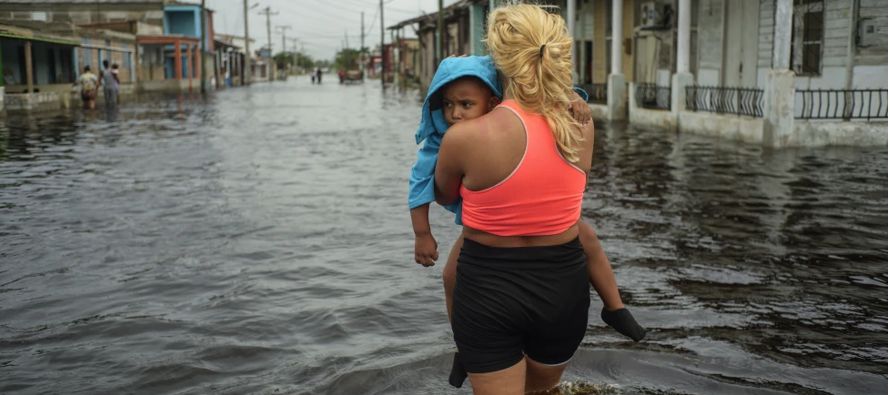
[578,221,624,311]
[444,235,469,388]
[442,234,464,321]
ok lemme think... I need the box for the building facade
[0,0,218,97]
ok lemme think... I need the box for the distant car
[338,69,363,84]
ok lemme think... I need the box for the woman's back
[439,99,594,247]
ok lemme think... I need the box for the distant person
[111,63,121,103]
[315,67,322,84]
[99,60,119,107]
[76,65,98,110]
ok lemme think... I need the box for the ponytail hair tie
[539,43,547,58]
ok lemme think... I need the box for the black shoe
[448,352,467,388]
[601,307,647,342]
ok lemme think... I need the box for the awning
[0,23,80,46]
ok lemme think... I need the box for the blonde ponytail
[484,4,583,162]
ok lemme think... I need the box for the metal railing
[686,85,764,117]
[636,83,671,110]
[796,89,888,121]
[579,83,607,104]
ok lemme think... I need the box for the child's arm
[409,133,446,266]
[411,204,439,266]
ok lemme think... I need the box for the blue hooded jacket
[406,56,590,224]
[407,56,503,224]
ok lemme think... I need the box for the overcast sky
[203,0,462,60]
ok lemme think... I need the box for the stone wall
[4,92,61,111]
[678,111,765,144]
[628,82,677,130]
[789,120,887,147]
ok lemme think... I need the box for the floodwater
[0,78,886,395]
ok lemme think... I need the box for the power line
[314,0,365,14]
[339,0,432,14]
[365,3,379,37]
[290,33,365,39]
[277,2,355,24]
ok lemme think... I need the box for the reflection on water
[0,79,886,395]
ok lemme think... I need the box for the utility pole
[379,0,384,88]
[276,25,291,54]
[437,0,443,64]
[276,25,291,77]
[200,0,206,93]
[243,0,251,85]
[258,6,278,80]
[288,38,299,71]
[360,11,365,78]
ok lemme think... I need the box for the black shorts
[451,237,590,373]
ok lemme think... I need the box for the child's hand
[414,233,439,267]
[568,91,592,124]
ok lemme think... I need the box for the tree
[334,48,363,71]
[273,51,314,71]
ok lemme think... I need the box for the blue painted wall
[163,5,212,50]
[163,4,203,80]
[163,5,202,38]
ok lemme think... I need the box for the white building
[549,0,887,146]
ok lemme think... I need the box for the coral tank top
[459,99,587,236]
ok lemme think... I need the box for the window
[791,0,823,75]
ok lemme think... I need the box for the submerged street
[0,78,886,394]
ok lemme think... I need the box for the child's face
[441,78,499,126]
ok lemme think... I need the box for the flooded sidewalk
[0,78,886,394]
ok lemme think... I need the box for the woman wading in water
[434,5,643,394]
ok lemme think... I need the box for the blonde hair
[485,4,583,162]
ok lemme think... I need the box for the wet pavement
[0,77,886,394]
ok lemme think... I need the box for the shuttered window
[791,0,823,76]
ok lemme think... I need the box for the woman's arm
[434,127,466,206]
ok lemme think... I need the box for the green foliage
[273,51,314,69]
[333,48,365,71]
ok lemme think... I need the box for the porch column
[607,0,626,120]
[772,0,792,70]
[764,0,795,148]
[610,0,622,75]
[194,44,201,81]
[186,44,193,78]
[187,44,194,91]
[567,0,576,82]
[671,0,694,113]
[677,0,690,74]
[174,39,183,80]
[130,49,137,84]
[25,41,34,93]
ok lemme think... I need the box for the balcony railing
[686,85,764,118]
[579,83,607,104]
[796,89,888,121]
[636,83,671,110]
